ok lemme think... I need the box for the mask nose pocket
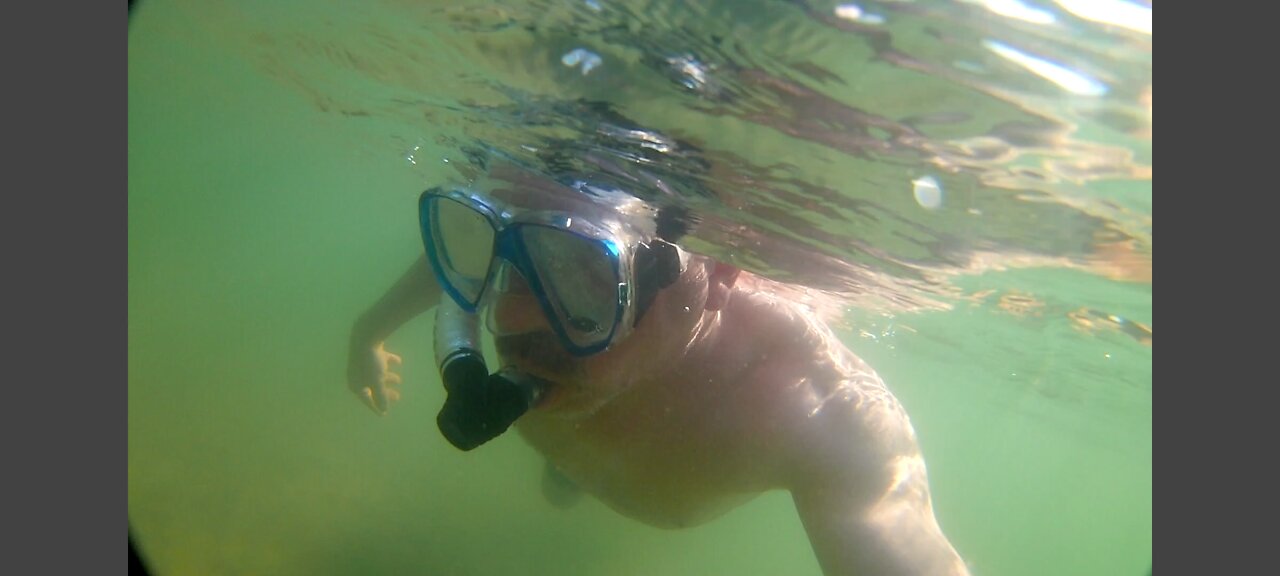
[485,265,548,336]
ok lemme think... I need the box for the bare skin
[349,244,969,575]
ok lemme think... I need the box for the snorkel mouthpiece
[434,298,549,451]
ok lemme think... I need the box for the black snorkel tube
[434,297,549,451]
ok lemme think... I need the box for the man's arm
[786,386,969,576]
[791,454,969,576]
[347,255,441,414]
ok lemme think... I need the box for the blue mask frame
[419,187,633,357]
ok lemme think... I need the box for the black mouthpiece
[437,366,549,451]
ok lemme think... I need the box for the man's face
[491,255,713,417]
[474,163,724,415]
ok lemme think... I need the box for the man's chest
[516,393,785,527]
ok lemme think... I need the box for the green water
[129,1,1151,574]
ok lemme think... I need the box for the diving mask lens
[425,195,496,307]
[520,225,623,352]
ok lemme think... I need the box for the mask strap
[631,239,682,326]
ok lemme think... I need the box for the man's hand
[347,341,403,415]
[344,255,441,415]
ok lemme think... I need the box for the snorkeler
[347,166,971,576]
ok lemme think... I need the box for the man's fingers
[358,387,380,414]
[359,386,388,416]
[371,384,389,414]
[386,353,403,367]
[385,373,402,385]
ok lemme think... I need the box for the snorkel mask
[421,186,684,450]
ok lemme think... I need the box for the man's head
[422,163,736,417]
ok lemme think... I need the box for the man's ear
[704,261,741,312]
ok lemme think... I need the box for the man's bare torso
[513,282,899,529]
